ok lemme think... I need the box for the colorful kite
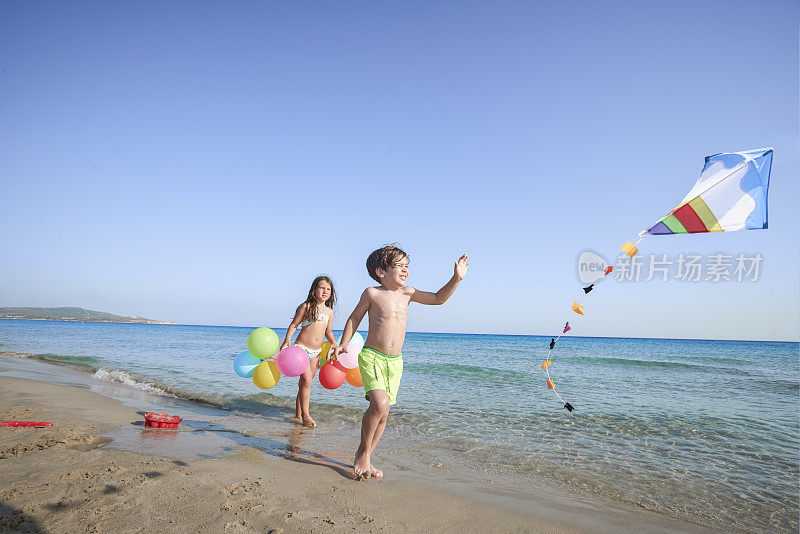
[540,148,773,412]
[642,148,772,236]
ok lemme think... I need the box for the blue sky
[1,1,798,341]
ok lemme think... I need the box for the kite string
[541,263,605,408]
[544,366,567,405]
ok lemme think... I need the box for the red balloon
[319,361,345,389]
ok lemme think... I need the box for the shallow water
[1,320,797,532]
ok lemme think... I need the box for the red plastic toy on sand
[144,412,182,428]
[0,421,53,427]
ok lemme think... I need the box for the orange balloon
[345,366,363,387]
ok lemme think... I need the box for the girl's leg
[297,358,317,427]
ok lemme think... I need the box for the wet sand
[0,372,720,533]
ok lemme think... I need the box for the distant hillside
[0,307,176,325]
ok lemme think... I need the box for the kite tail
[539,244,623,413]
[544,366,568,406]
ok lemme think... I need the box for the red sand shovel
[0,421,53,427]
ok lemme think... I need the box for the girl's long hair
[302,275,336,325]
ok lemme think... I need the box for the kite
[539,148,773,412]
[642,148,772,236]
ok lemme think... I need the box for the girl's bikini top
[299,313,329,328]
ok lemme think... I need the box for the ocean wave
[405,361,529,381]
[24,352,102,371]
[565,355,743,373]
[91,368,235,409]
[93,367,169,395]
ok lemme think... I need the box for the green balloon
[247,327,279,359]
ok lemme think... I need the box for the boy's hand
[331,345,344,360]
[454,254,470,280]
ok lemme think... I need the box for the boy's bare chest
[371,294,410,320]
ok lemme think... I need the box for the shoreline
[0,356,721,533]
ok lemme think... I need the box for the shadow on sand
[140,418,359,480]
[0,503,46,533]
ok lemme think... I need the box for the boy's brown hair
[366,244,409,282]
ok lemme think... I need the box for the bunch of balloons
[232,327,366,391]
[317,332,365,390]
[233,327,309,389]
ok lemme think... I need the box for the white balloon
[337,344,360,369]
[349,332,365,351]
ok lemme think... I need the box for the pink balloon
[275,346,309,377]
[337,343,361,369]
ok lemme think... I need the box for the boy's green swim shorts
[358,346,403,406]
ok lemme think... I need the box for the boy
[333,244,469,479]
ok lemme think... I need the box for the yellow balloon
[319,341,332,363]
[252,360,281,389]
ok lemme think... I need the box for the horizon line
[4,318,795,344]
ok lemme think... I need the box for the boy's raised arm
[333,289,370,358]
[411,254,469,305]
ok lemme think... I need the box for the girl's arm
[324,310,337,347]
[280,303,306,351]
[333,290,370,358]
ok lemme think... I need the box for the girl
[280,275,337,428]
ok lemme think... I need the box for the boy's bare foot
[302,416,316,428]
[353,449,370,478]
[368,462,383,479]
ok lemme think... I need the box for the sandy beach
[0,366,723,534]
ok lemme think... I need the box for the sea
[0,319,797,533]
